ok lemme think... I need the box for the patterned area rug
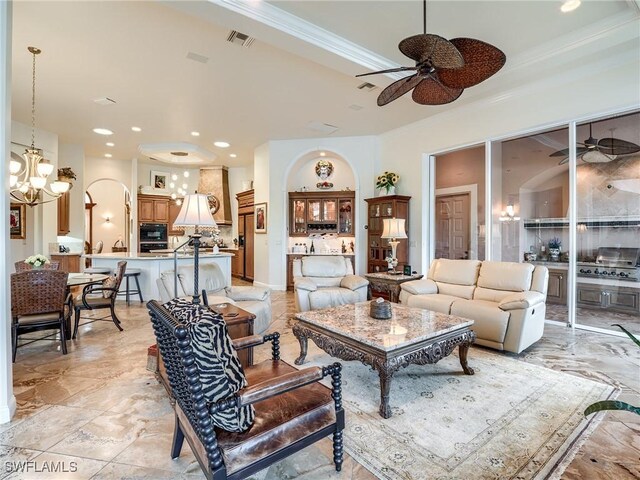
[280,335,616,480]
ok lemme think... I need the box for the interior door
[435,194,470,260]
[245,213,255,281]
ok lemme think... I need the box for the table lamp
[381,218,407,274]
[173,193,217,304]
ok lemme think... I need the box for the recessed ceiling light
[93,128,113,136]
[104,153,112,158]
[320,152,326,157]
[131,126,142,132]
[191,131,200,137]
[229,153,237,158]
[214,141,230,148]
[105,142,115,147]
[560,0,581,12]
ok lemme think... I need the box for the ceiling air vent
[186,51,209,64]
[306,121,339,134]
[170,151,188,156]
[227,30,255,48]
[93,97,116,106]
[357,82,377,91]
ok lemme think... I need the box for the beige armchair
[293,256,368,312]
[157,263,272,334]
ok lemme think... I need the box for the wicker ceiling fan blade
[399,34,464,68]
[550,147,589,158]
[597,138,640,155]
[376,75,423,106]
[356,66,417,78]
[557,157,569,165]
[411,76,463,105]
[437,38,506,89]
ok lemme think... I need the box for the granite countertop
[50,252,82,256]
[85,252,233,260]
[295,301,473,352]
[287,252,355,256]
[364,272,423,281]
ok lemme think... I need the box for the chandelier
[9,47,71,206]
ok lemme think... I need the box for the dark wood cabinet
[577,283,640,314]
[364,195,411,274]
[138,194,171,224]
[289,191,355,237]
[57,191,70,236]
[235,190,254,281]
[546,269,567,304]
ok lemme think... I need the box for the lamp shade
[381,218,407,239]
[173,193,217,227]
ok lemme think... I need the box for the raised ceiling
[9,1,639,167]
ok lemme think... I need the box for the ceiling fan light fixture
[561,0,581,13]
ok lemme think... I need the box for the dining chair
[11,270,71,362]
[14,261,60,272]
[73,260,127,338]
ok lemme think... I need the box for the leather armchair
[156,263,272,334]
[293,256,368,312]
[148,300,345,480]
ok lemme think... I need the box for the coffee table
[293,302,475,418]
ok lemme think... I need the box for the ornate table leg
[292,324,308,365]
[378,369,394,418]
[459,342,475,375]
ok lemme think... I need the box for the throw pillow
[102,275,118,298]
[163,298,254,433]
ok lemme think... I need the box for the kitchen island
[84,252,234,301]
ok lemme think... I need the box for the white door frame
[435,184,478,260]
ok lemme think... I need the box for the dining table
[65,273,110,338]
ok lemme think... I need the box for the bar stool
[118,268,144,306]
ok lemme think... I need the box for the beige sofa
[293,256,369,312]
[157,263,272,334]
[399,259,549,353]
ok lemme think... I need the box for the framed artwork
[150,170,170,190]
[10,203,26,239]
[255,203,267,233]
[403,265,412,276]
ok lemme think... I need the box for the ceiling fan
[550,124,640,165]
[356,0,506,106]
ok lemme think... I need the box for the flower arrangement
[376,171,400,194]
[25,254,49,267]
[548,237,562,249]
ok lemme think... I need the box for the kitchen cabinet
[236,190,254,281]
[138,194,170,223]
[51,254,81,273]
[289,191,355,237]
[57,191,70,236]
[364,195,411,274]
[577,284,640,314]
[546,268,567,304]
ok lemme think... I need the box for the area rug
[278,333,616,480]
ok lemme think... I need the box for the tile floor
[3,290,639,479]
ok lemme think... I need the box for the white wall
[286,154,355,192]
[380,59,640,273]
[256,135,379,289]
[85,157,132,191]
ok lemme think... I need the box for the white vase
[378,185,396,197]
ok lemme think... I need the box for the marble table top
[364,272,423,282]
[295,301,474,352]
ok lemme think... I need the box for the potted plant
[548,237,562,261]
[25,254,50,269]
[376,171,400,195]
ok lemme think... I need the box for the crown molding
[209,0,405,80]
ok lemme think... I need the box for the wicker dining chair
[73,261,127,338]
[15,261,60,272]
[11,270,71,362]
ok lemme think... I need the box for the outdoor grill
[578,247,640,282]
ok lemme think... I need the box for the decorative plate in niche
[315,160,334,180]
[208,194,220,214]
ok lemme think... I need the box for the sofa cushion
[473,287,514,303]
[498,291,545,310]
[450,299,510,345]
[401,279,438,295]
[305,277,342,288]
[163,298,254,433]
[309,288,358,310]
[301,256,348,277]
[477,261,534,292]
[235,300,272,335]
[406,294,459,314]
[178,263,227,298]
[431,259,481,286]
[435,282,475,300]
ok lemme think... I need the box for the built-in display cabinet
[364,195,411,274]
[289,191,355,237]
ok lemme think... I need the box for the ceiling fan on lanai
[356,0,506,106]
[550,124,640,165]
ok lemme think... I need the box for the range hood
[198,166,232,226]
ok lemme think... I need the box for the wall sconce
[499,204,520,222]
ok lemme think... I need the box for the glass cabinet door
[323,200,337,222]
[292,200,307,234]
[339,199,353,234]
[308,200,321,222]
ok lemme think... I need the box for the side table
[364,272,424,303]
